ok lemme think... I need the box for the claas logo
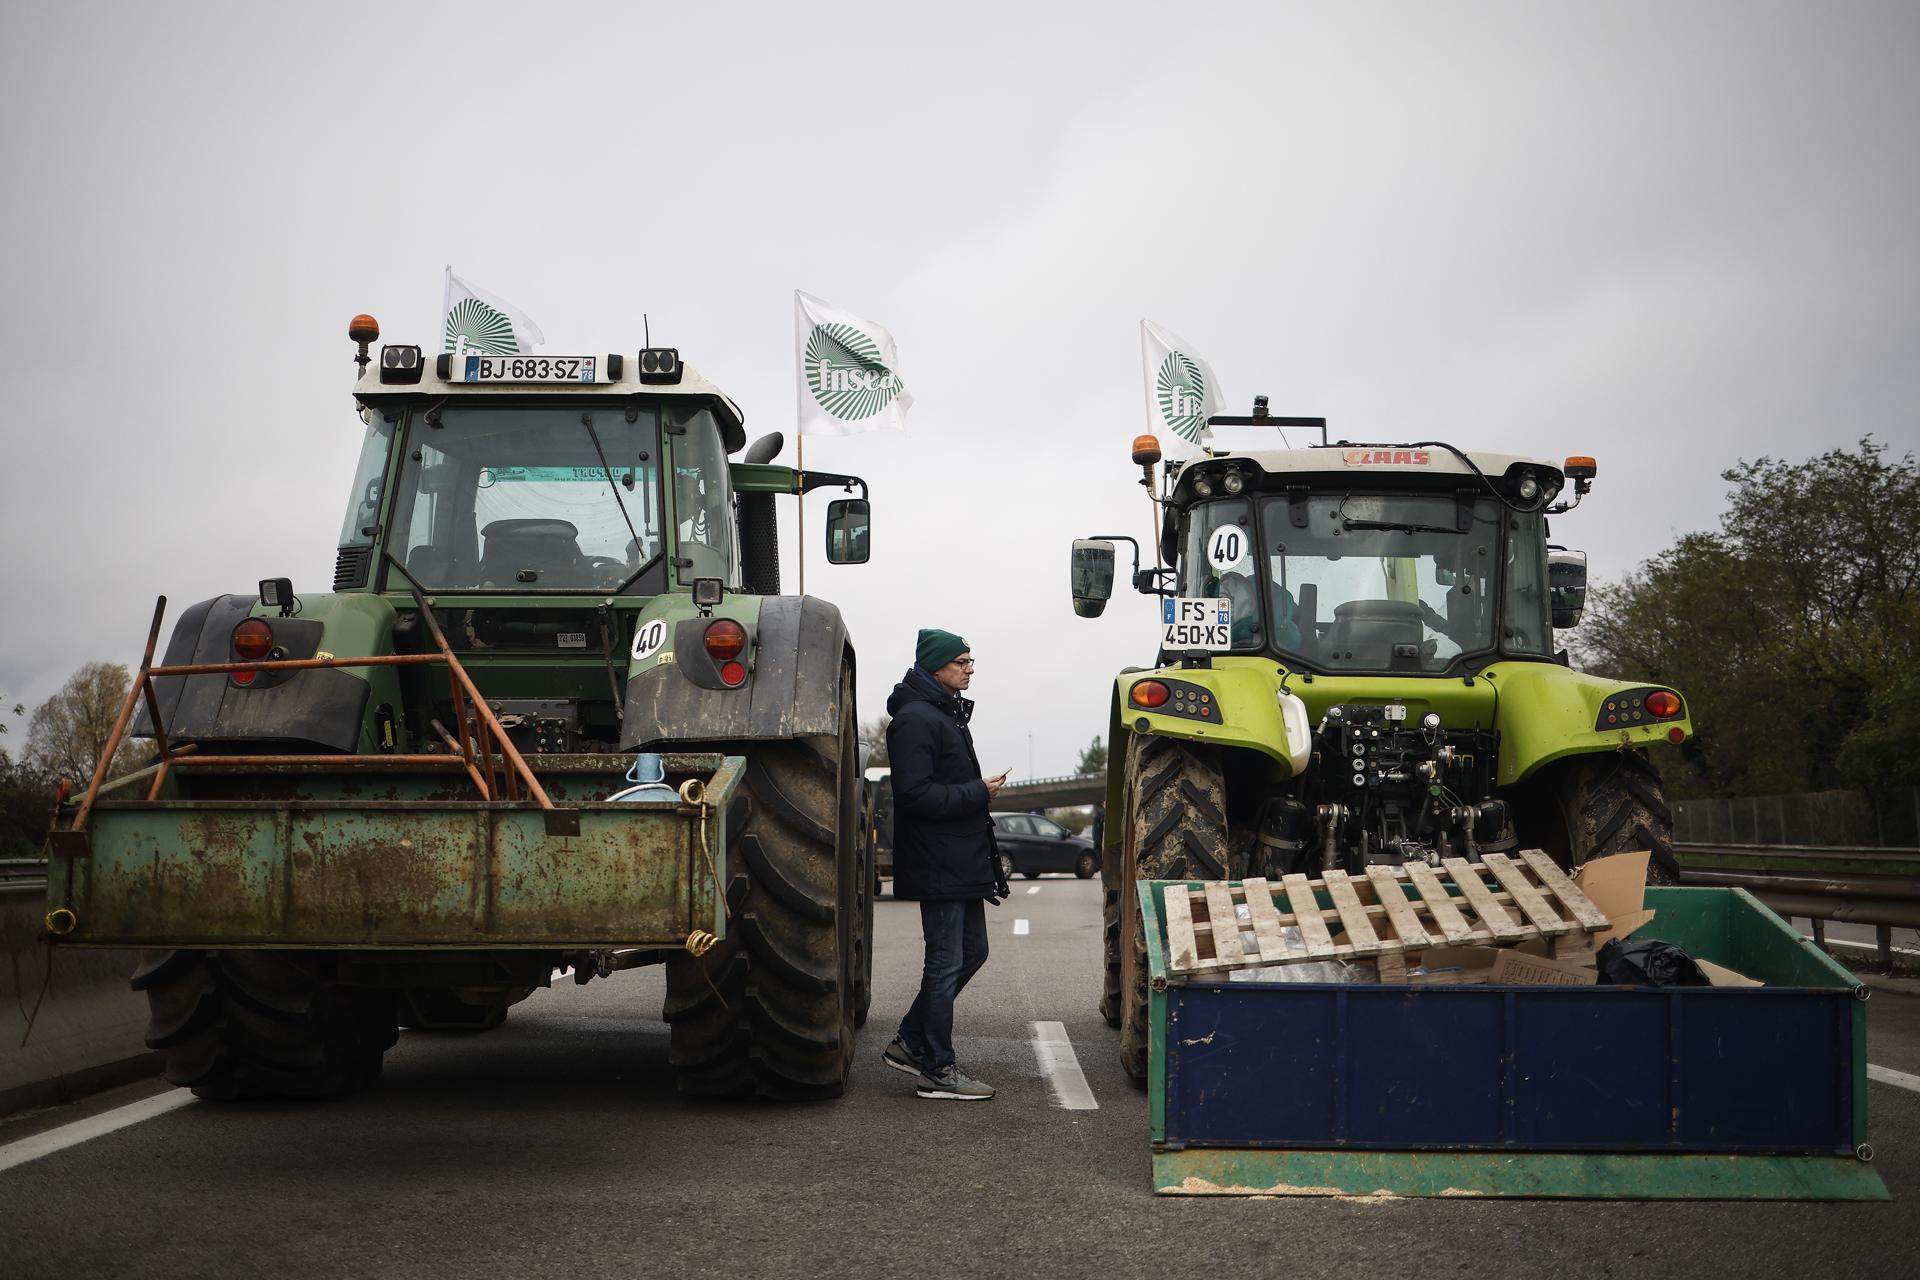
[1342,449,1432,465]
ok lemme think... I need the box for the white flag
[795,290,913,436]
[1140,319,1226,458]
[442,267,546,355]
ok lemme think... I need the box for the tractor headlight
[1192,477,1214,498]
[1222,471,1245,495]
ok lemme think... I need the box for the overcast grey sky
[2,1,1916,778]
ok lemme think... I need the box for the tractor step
[1160,851,1610,979]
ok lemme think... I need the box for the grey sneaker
[916,1065,995,1101]
[882,1037,927,1077]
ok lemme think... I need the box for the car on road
[992,812,1100,880]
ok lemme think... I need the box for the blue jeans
[896,898,989,1072]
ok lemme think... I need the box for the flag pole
[797,429,807,596]
[794,294,807,597]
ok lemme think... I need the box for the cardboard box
[1489,948,1597,987]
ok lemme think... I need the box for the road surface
[2,878,1914,1279]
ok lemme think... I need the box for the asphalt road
[2,878,1915,1280]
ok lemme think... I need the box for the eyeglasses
[948,658,976,669]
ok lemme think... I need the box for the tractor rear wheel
[1117,734,1236,1086]
[664,674,865,1099]
[1555,749,1679,885]
[132,949,397,1101]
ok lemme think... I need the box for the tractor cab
[340,327,758,601]
[1073,416,1594,678]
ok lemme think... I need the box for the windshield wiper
[580,409,646,562]
[1340,518,1461,535]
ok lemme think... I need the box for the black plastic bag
[1597,938,1711,988]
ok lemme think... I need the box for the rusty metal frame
[61,595,580,850]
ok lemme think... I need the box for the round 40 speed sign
[631,618,670,662]
[1206,525,1248,572]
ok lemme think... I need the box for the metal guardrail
[1673,842,1920,970]
[1,857,49,897]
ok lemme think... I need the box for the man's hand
[983,771,1009,800]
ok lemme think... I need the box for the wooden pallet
[1159,850,1612,978]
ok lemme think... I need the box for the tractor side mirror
[825,499,870,564]
[1549,549,1588,629]
[1071,539,1116,618]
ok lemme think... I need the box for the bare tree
[26,662,144,785]
[859,715,892,768]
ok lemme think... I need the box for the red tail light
[720,660,748,687]
[1645,690,1682,718]
[1130,680,1170,709]
[703,619,746,661]
[232,619,274,661]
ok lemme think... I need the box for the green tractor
[40,316,877,1101]
[1070,405,1693,1083]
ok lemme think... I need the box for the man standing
[882,628,1010,1100]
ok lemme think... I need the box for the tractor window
[1177,499,1262,648]
[1259,492,1501,672]
[1502,510,1553,656]
[384,404,663,591]
[336,410,395,548]
[670,406,739,588]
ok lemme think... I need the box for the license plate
[1162,597,1233,651]
[459,354,601,383]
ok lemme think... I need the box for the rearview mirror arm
[799,470,868,499]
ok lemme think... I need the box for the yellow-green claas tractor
[1069,405,1693,1083]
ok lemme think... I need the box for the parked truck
[40,317,877,1101]
[1069,404,1694,1082]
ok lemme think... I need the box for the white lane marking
[1026,886,1041,896]
[0,1089,196,1175]
[1869,1063,1920,1094]
[1013,918,1030,935]
[1032,1020,1098,1110]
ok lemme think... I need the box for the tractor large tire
[1117,735,1237,1087]
[1556,749,1679,885]
[664,676,866,1099]
[132,950,397,1101]
[1099,881,1123,1027]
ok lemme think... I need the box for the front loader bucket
[42,753,740,950]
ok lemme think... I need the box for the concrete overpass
[995,772,1106,810]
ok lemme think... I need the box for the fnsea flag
[1140,319,1226,458]
[442,267,546,355]
[795,290,913,436]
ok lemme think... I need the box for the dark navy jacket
[885,667,1000,902]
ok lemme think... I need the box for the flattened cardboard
[1697,958,1764,988]
[1572,850,1649,921]
[1573,850,1656,944]
[1489,948,1597,987]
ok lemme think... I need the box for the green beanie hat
[916,628,970,673]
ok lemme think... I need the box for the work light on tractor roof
[36,308,884,1105]
[1071,396,1693,1084]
